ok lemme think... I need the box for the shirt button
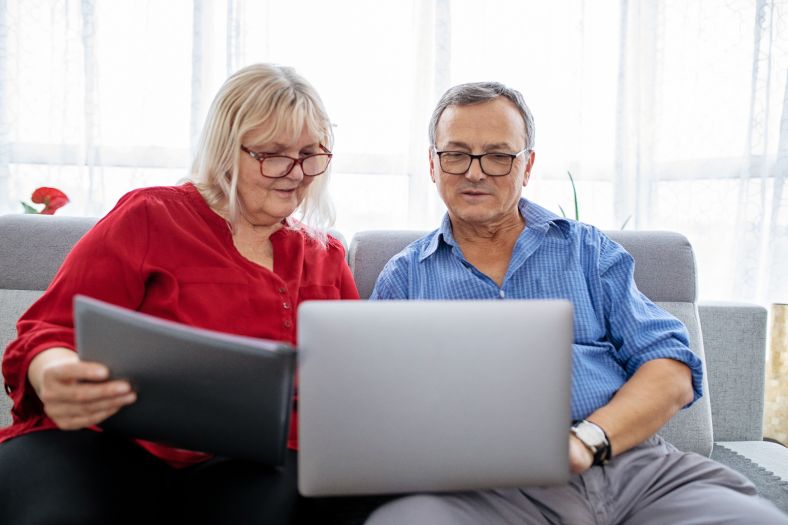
[283,319,292,328]
[278,287,286,294]
[282,302,290,310]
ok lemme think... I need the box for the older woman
[0,64,356,524]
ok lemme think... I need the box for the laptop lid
[73,295,295,465]
[297,299,573,496]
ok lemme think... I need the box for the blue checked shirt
[370,198,703,421]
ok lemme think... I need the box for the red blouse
[0,183,359,467]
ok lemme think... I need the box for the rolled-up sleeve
[598,234,704,407]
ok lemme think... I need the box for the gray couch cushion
[0,289,44,428]
[655,301,713,456]
[0,214,94,427]
[700,302,768,441]
[718,441,788,482]
[711,442,788,514]
[606,231,697,302]
[0,214,96,290]
[349,230,425,300]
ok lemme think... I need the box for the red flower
[30,187,70,215]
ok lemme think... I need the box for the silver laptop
[74,295,295,466]
[297,299,573,496]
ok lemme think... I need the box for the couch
[1,214,787,512]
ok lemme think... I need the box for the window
[1,0,785,303]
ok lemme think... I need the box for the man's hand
[28,347,136,430]
[569,434,594,475]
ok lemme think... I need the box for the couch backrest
[0,216,714,456]
[348,229,714,456]
[0,214,98,291]
[0,214,98,426]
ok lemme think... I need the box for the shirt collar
[521,198,572,234]
[418,198,572,261]
[418,214,453,261]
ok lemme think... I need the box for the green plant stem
[567,171,579,220]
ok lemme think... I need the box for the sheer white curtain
[615,0,788,304]
[0,0,193,216]
[0,0,784,304]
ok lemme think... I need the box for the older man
[365,82,786,524]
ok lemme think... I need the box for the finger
[47,361,110,383]
[45,390,136,419]
[78,391,137,415]
[40,379,132,405]
[39,383,133,420]
[45,392,137,422]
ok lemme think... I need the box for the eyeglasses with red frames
[241,144,333,178]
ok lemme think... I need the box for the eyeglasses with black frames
[241,144,333,178]
[433,148,530,177]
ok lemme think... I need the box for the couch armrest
[699,301,768,442]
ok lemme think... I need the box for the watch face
[574,422,606,449]
[572,421,610,466]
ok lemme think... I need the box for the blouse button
[278,287,286,294]
[282,302,290,310]
[283,319,292,328]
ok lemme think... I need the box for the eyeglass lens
[440,153,515,176]
[261,154,331,177]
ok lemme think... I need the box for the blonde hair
[191,63,335,244]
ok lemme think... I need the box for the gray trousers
[365,435,788,525]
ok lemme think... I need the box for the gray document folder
[74,295,295,465]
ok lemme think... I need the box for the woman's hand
[28,347,136,430]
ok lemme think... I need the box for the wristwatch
[570,419,611,466]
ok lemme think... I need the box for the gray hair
[428,82,535,150]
